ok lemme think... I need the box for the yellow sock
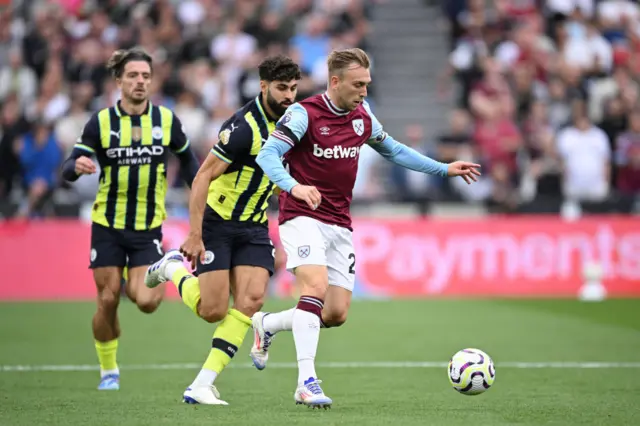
[172,266,200,315]
[203,309,252,374]
[95,339,118,373]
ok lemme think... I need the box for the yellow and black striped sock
[203,309,252,375]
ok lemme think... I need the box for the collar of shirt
[256,93,277,124]
[115,100,152,117]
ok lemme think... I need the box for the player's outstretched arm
[362,100,480,183]
[368,136,481,184]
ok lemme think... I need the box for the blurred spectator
[0,47,37,106]
[562,19,613,77]
[598,0,640,44]
[291,13,332,75]
[173,90,208,158]
[0,95,29,198]
[54,83,94,155]
[598,96,628,151]
[15,121,62,217]
[545,76,573,131]
[589,66,638,123]
[519,100,563,204]
[614,108,640,194]
[436,109,475,199]
[469,57,513,121]
[557,106,611,202]
[25,64,70,124]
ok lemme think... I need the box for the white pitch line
[2,361,640,372]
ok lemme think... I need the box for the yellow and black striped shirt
[208,95,277,225]
[72,101,191,230]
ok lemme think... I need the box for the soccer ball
[448,348,495,395]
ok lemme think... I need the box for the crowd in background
[438,0,640,213]
[1,0,639,219]
[0,0,373,218]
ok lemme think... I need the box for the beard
[266,89,291,117]
[126,88,148,105]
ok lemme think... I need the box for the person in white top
[563,20,613,74]
[556,109,611,202]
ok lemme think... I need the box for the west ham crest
[352,119,364,136]
[298,245,310,258]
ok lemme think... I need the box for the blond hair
[327,48,370,77]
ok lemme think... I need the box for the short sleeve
[362,100,388,144]
[169,114,191,154]
[73,113,101,156]
[211,118,252,163]
[272,103,308,146]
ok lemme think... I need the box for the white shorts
[279,216,356,292]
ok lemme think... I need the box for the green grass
[1,299,640,425]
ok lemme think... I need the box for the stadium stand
[437,0,640,215]
[0,0,638,220]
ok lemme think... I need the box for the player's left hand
[447,161,481,185]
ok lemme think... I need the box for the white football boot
[183,385,228,405]
[145,249,184,288]
[250,312,275,370]
[294,377,332,409]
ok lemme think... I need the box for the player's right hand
[291,184,322,210]
[180,232,206,270]
[75,156,97,175]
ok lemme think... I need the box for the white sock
[165,260,185,281]
[101,368,119,378]
[262,308,296,334]
[190,368,217,388]
[292,309,320,384]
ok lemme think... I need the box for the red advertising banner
[0,217,638,300]
[349,217,640,297]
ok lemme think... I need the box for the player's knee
[322,310,348,328]
[135,298,160,314]
[198,304,227,323]
[97,289,119,312]
[234,291,264,318]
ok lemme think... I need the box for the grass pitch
[1,299,639,425]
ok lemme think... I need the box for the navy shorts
[90,223,164,269]
[198,206,275,276]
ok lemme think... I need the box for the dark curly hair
[258,55,301,82]
[106,47,153,78]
